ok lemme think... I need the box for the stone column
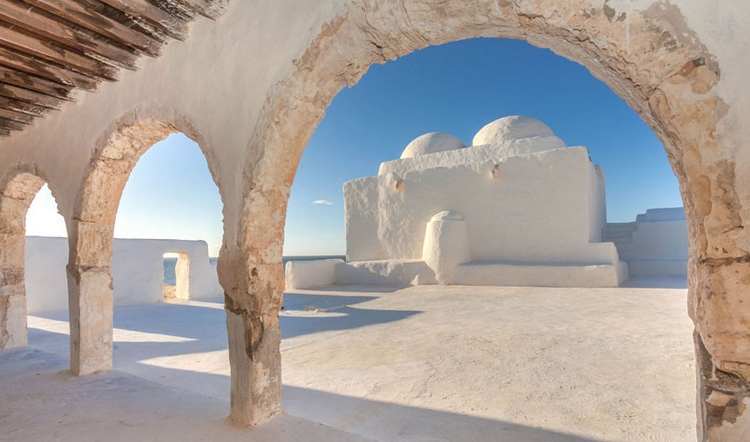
[219,247,283,426]
[0,172,45,350]
[217,175,287,426]
[690,256,750,439]
[0,230,27,349]
[67,221,114,375]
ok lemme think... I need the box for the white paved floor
[1,278,695,441]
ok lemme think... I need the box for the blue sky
[26,38,682,257]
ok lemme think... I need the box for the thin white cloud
[312,199,334,206]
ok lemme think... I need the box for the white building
[287,116,691,290]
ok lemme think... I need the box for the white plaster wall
[344,177,383,262]
[24,237,68,314]
[369,146,613,265]
[25,237,222,313]
[285,259,343,290]
[334,260,438,286]
[588,165,608,243]
[627,210,688,276]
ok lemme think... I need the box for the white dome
[472,116,555,146]
[401,132,466,159]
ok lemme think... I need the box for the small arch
[67,107,226,375]
[0,165,66,349]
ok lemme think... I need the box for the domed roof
[401,132,466,159]
[472,115,555,146]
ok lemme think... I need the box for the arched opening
[162,251,190,302]
[0,169,67,350]
[280,37,693,440]
[228,1,737,437]
[25,184,69,315]
[68,111,225,376]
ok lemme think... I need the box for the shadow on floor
[27,293,420,368]
[283,385,606,442]
[0,347,606,442]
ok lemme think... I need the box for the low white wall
[335,260,438,286]
[285,259,343,290]
[608,208,689,277]
[25,237,223,313]
[454,260,628,288]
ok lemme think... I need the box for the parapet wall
[606,208,689,277]
[25,237,222,313]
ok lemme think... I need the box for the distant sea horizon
[163,255,345,285]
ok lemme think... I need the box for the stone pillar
[0,172,45,350]
[0,231,27,349]
[690,257,750,439]
[67,221,114,375]
[220,249,283,426]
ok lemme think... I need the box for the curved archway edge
[0,165,56,349]
[68,107,223,375]
[229,0,748,437]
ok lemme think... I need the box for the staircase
[605,222,637,260]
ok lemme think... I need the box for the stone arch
[0,164,63,349]
[226,0,746,437]
[68,107,224,375]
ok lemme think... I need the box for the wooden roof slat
[0,83,65,109]
[0,24,118,81]
[22,0,163,56]
[0,65,74,99]
[179,0,226,20]
[98,0,188,41]
[0,0,140,70]
[0,96,53,116]
[148,0,194,21]
[0,117,27,131]
[0,107,35,124]
[0,0,225,137]
[0,46,99,91]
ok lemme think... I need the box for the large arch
[68,107,225,375]
[225,0,747,438]
[0,165,61,349]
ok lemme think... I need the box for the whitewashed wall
[25,237,222,313]
[347,145,614,265]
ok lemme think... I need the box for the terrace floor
[1,277,695,441]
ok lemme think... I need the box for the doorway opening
[162,252,190,302]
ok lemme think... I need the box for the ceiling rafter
[0,0,226,137]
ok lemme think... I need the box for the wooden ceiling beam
[0,107,35,124]
[21,0,164,56]
[0,46,99,91]
[179,0,226,20]
[0,96,53,116]
[0,23,119,81]
[0,0,140,70]
[98,0,188,41]
[0,83,65,109]
[0,65,74,99]
[0,117,27,131]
